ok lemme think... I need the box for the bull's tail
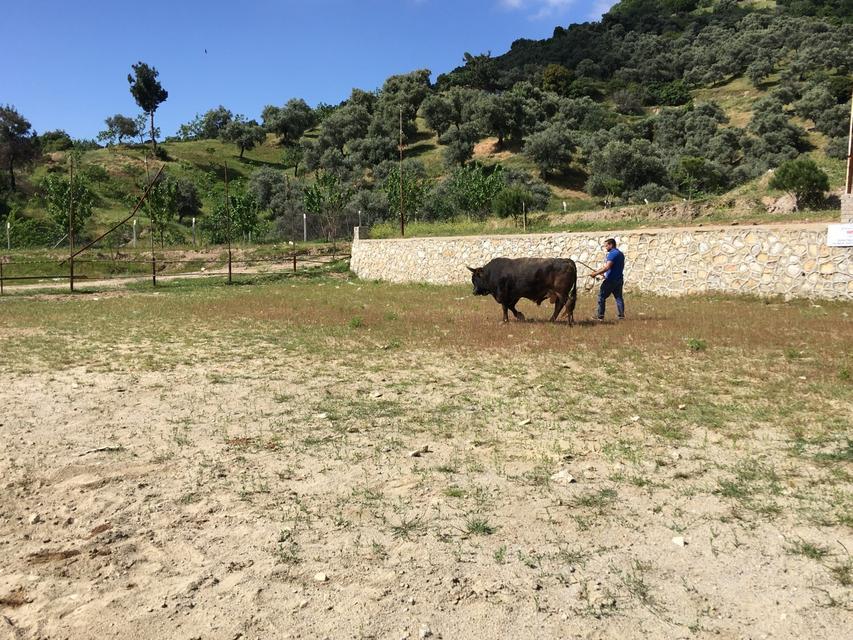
[563,269,578,325]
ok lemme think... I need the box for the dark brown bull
[467,257,578,324]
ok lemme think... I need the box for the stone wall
[842,194,853,224]
[350,224,852,300]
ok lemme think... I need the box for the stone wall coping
[355,222,834,244]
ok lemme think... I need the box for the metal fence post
[292,253,297,273]
[0,260,4,296]
[152,253,157,287]
[69,159,75,293]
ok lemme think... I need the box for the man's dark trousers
[597,278,624,319]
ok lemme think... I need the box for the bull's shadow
[500,317,615,326]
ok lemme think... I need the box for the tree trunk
[150,112,157,150]
[239,146,245,159]
[8,160,15,192]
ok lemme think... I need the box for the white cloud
[498,0,617,21]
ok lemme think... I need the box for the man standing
[588,238,625,320]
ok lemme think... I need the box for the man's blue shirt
[605,248,625,281]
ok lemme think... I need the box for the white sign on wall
[827,224,853,247]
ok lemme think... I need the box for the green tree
[39,130,74,152]
[671,156,729,198]
[144,175,177,246]
[587,140,668,195]
[523,125,574,178]
[127,62,168,150]
[0,105,40,191]
[262,98,316,145]
[41,171,95,241]
[444,164,504,220]
[281,145,304,176]
[768,156,829,210]
[460,52,498,91]
[492,186,534,223]
[542,64,573,96]
[474,91,528,149]
[172,178,202,224]
[369,70,432,142]
[420,87,481,137]
[230,190,262,241]
[420,93,456,137]
[178,106,234,140]
[382,162,430,221]
[133,114,149,145]
[303,172,352,242]
[203,181,262,244]
[221,117,266,158]
[98,114,140,146]
[440,122,480,167]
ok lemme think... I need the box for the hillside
[1,0,850,247]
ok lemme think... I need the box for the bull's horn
[466,265,476,272]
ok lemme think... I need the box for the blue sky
[4,1,616,140]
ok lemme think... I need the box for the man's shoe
[617,316,625,320]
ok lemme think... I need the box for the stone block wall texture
[350,223,852,300]
[842,194,853,223]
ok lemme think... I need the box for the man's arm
[589,260,613,278]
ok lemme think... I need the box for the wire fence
[0,249,349,295]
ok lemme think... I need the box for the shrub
[768,157,830,210]
[82,164,110,183]
[492,186,533,219]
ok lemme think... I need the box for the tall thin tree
[127,62,168,150]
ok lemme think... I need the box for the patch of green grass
[494,545,507,564]
[464,515,496,536]
[574,488,618,514]
[717,459,784,517]
[390,515,426,540]
[444,486,465,498]
[786,539,830,561]
[686,337,707,352]
[649,423,688,441]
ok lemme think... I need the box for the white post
[562,201,566,213]
[132,218,137,248]
[303,212,307,243]
[192,217,196,246]
[358,210,362,227]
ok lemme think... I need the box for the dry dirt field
[1,274,851,640]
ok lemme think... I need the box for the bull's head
[467,265,488,296]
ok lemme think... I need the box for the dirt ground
[1,280,851,639]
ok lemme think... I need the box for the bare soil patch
[1,280,851,639]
